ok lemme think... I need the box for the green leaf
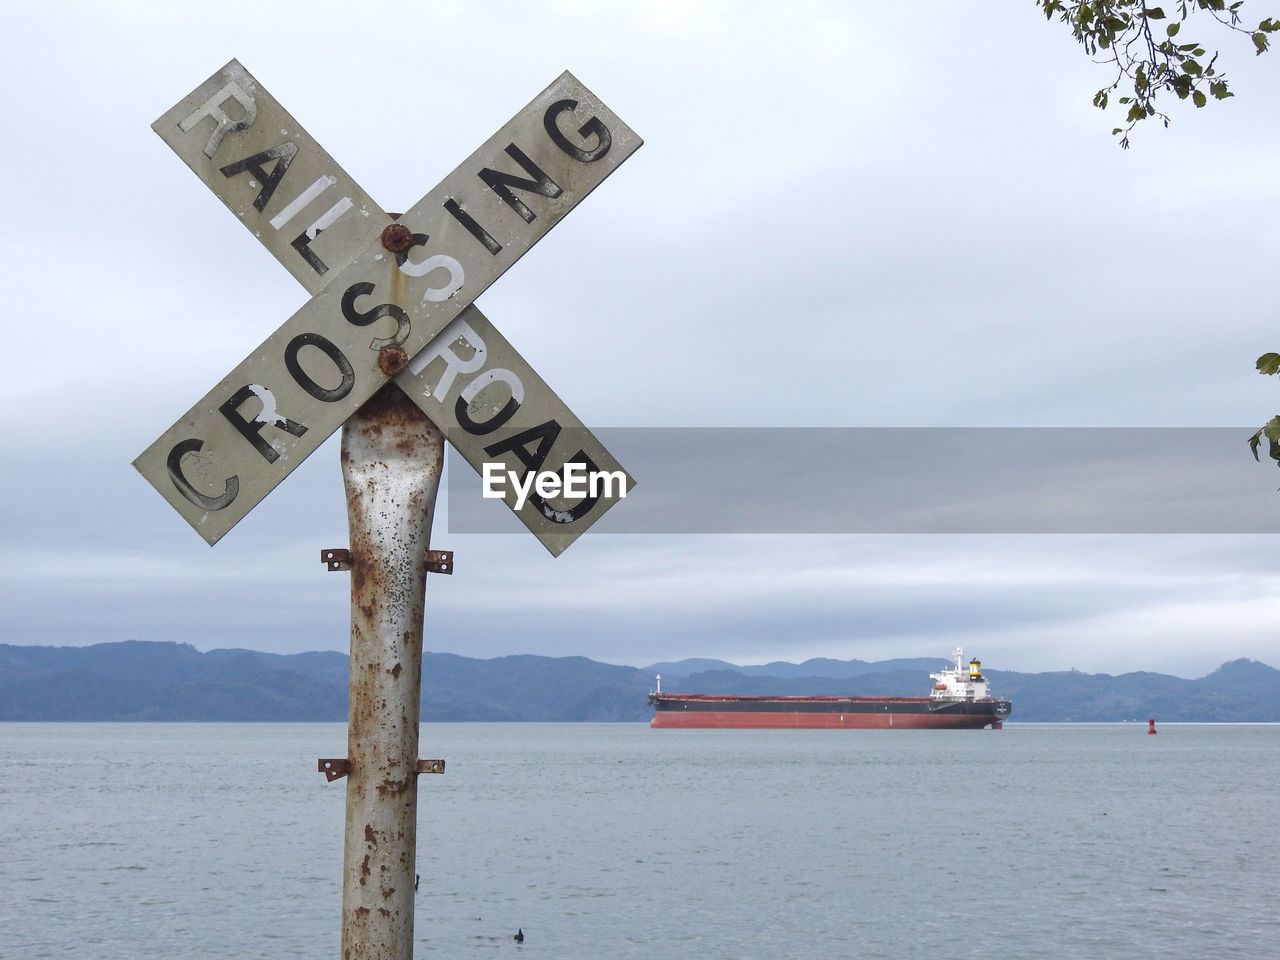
[1253,31,1270,54]
[1167,21,1181,36]
[1256,352,1280,375]
[1145,6,1166,18]
[1255,418,1280,465]
[1193,89,1207,107]
[1266,416,1280,444]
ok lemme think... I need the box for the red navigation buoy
[1148,718,1157,735]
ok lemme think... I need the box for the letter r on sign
[179,80,257,159]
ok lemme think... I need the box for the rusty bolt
[378,345,409,376]
[381,223,412,253]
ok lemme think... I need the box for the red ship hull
[648,694,1010,729]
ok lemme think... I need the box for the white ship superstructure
[929,648,992,702]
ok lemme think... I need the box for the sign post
[136,60,641,958]
[339,385,442,959]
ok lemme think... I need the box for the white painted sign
[399,307,633,555]
[134,61,640,548]
[152,60,386,296]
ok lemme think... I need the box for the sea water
[1,722,1277,960]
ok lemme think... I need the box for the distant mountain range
[2,641,1279,722]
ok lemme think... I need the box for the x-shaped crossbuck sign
[133,60,640,556]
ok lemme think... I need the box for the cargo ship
[648,649,1011,729]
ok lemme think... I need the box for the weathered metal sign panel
[399,307,633,556]
[153,60,386,296]
[135,66,640,544]
[143,60,634,555]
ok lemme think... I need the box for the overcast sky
[5,0,1280,679]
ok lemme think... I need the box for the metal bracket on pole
[321,758,445,781]
[323,548,452,575]
[321,549,353,571]
[318,758,350,782]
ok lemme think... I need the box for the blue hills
[1,641,1278,722]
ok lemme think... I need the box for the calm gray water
[1,722,1277,959]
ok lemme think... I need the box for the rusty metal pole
[339,380,443,960]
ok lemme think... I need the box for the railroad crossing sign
[134,60,638,555]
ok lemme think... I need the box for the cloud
[3,1,1280,678]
